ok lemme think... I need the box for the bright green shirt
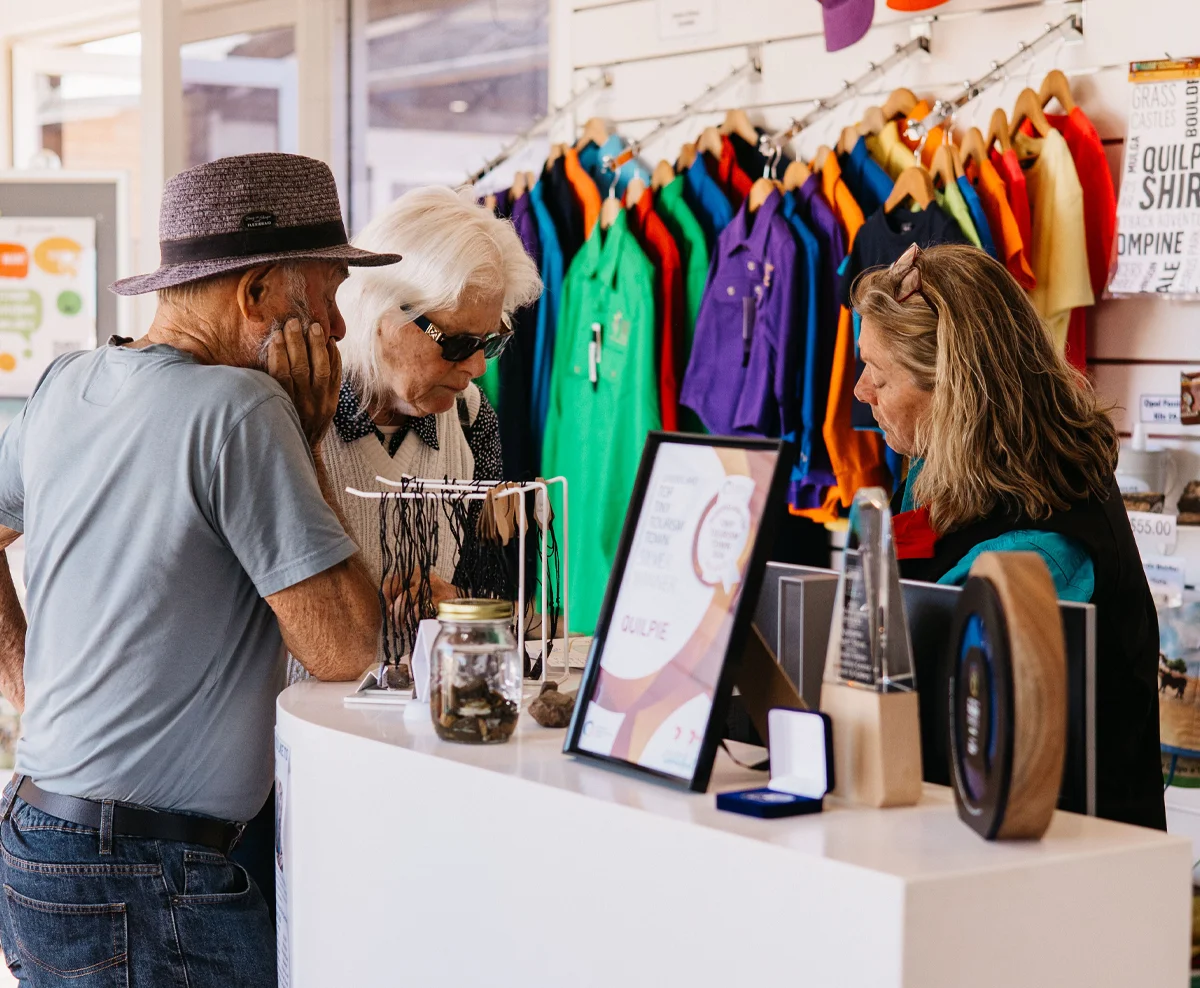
[477,358,500,409]
[655,177,710,434]
[542,211,660,632]
[935,184,983,250]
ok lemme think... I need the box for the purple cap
[818,0,874,52]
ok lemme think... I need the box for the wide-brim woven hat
[111,152,400,296]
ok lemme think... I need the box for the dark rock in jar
[431,684,519,744]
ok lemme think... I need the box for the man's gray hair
[337,185,542,408]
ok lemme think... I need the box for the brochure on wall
[566,434,786,791]
[274,732,292,988]
[0,217,97,396]
[1108,58,1200,298]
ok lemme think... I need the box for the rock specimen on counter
[529,681,575,728]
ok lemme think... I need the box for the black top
[900,481,1167,831]
[842,203,970,430]
[542,158,583,270]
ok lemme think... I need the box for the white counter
[277,680,1192,988]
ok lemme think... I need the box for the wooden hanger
[599,193,622,230]
[884,165,936,213]
[857,105,886,137]
[677,143,698,170]
[1039,69,1076,114]
[575,117,609,151]
[1010,88,1052,139]
[720,108,759,146]
[960,127,988,170]
[747,176,781,212]
[987,108,1012,154]
[697,126,724,159]
[813,144,834,172]
[547,143,567,166]
[782,159,811,191]
[510,171,527,199]
[651,159,676,190]
[625,175,647,208]
[883,87,918,121]
[838,125,860,156]
[930,143,962,190]
[484,192,497,212]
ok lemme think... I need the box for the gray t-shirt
[0,341,356,820]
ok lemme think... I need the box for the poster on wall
[0,217,97,397]
[565,434,786,792]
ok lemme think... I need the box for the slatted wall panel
[548,0,1200,452]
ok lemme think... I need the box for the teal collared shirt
[901,459,1095,603]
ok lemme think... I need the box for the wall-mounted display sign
[565,433,786,792]
[1108,58,1200,298]
[0,217,97,397]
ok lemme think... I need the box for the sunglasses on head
[412,313,514,362]
[889,243,938,316]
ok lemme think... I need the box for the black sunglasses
[412,313,513,362]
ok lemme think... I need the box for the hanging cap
[816,0,874,52]
[887,0,952,10]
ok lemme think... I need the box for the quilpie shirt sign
[1109,59,1200,297]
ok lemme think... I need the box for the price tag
[1140,393,1181,425]
[1128,510,1178,554]
[1142,553,1187,608]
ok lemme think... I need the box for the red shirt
[990,148,1034,264]
[628,191,685,430]
[718,136,753,210]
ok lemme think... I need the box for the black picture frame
[563,431,789,792]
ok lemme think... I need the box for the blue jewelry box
[717,708,834,819]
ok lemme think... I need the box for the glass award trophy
[820,488,922,807]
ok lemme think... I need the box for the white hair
[338,185,543,407]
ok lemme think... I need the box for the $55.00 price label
[1128,510,1178,554]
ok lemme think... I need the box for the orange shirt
[564,148,601,238]
[971,157,1036,290]
[902,99,944,168]
[819,154,864,247]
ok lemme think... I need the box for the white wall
[548,0,1200,504]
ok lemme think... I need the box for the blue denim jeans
[0,780,275,987]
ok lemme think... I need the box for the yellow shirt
[865,121,917,180]
[1014,129,1094,350]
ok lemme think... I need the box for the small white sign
[1129,509,1179,554]
[656,0,716,39]
[1142,552,1187,607]
[1141,393,1182,424]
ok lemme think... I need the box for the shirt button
[747,261,757,272]
[726,286,736,296]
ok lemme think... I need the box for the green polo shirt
[543,211,660,633]
[655,177,710,434]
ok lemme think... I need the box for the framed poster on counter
[564,433,787,792]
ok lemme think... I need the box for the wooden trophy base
[819,682,922,808]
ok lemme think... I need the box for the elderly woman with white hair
[286,186,541,684]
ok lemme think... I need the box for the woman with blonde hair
[851,242,1163,831]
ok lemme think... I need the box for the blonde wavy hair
[851,244,1118,535]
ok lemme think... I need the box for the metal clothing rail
[760,36,931,153]
[904,10,1083,142]
[603,47,763,171]
[466,70,614,186]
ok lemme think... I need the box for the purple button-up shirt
[680,190,800,438]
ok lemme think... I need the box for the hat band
[159,219,348,265]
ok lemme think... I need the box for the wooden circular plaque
[946,552,1067,840]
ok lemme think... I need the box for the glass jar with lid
[430,598,521,744]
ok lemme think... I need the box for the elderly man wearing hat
[0,153,395,986]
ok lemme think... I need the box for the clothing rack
[760,36,931,154]
[602,47,763,171]
[466,71,614,186]
[904,9,1084,142]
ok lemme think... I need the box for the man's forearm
[0,551,26,714]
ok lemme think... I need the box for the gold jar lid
[437,598,514,621]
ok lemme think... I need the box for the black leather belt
[15,779,244,853]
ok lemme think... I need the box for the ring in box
[717,708,834,818]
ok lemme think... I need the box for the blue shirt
[956,176,998,259]
[779,193,822,501]
[579,136,651,199]
[683,157,734,250]
[528,180,564,448]
[840,140,894,216]
[680,191,800,437]
[901,460,1095,602]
